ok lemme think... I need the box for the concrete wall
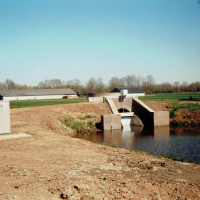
[132,98,154,126]
[0,101,10,134]
[3,95,77,101]
[111,97,133,112]
[153,111,169,126]
[132,98,169,126]
[87,97,103,102]
[101,114,121,130]
[92,93,121,97]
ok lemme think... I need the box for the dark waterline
[74,126,200,164]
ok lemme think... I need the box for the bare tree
[109,77,120,91]
[160,82,172,93]
[38,79,65,89]
[180,81,188,92]
[143,75,155,93]
[4,79,16,90]
[50,79,62,88]
[173,81,180,93]
[0,82,5,90]
[86,78,97,93]
[38,80,49,89]
[118,78,125,87]
[136,76,144,88]
[72,79,82,92]
[95,78,105,93]
[125,74,136,87]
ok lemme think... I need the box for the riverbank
[0,102,200,199]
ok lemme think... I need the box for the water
[74,126,200,164]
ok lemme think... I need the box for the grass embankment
[139,93,200,102]
[10,98,87,109]
[59,114,96,134]
[169,103,200,126]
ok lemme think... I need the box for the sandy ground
[0,102,200,200]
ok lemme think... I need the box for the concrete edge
[0,133,31,141]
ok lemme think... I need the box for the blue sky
[1,0,200,86]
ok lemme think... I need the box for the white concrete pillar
[0,101,11,134]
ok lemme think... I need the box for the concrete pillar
[101,114,121,130]
[0,101,11,134]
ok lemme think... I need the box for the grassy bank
[10,98,87,109]
[139,93,200,102]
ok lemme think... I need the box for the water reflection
[75,126,200,164]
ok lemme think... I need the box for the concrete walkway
[0,133,31,141]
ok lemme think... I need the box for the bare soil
[0,102,200,200]
[143,102,171,111]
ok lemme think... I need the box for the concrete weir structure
[101,96,169,131]
[0,101,11,134]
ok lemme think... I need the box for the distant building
[110,87,145,96]
[0,89,77,101]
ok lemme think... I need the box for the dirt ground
[0,102,200,200]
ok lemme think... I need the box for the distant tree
[38,80,49,89]
[38,79,65,89]
[95,78,105,93]
[135,76,145,89]
[108,77,120,91]
[142,75,155,93]
[118,78,126,87]
[86,78,97,93]
[125,74,136,87]
[0,82,4,90]
[160,82,172,93]
[188,83,196,92]
[188,81,200,92]
[180,81,188,92]
[66,79,82,92]
[4,79,16,90]
[49,79,62,88]
[19,84,31,90]
[173,81,181,93]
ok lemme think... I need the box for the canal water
[74,126,200,164]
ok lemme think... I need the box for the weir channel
[101,94,169,131]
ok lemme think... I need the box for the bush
[60,117,95,133]
[87,121,95,128]
[72,122,86,133]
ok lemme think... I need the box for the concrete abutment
[0,101,11,134]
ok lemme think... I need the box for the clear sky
[1,0,200,86]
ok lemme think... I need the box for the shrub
[60,117,95,133]
[63,117,73,127]
[72,122,87,133]
[87,121,95,129]
[183,114,193,119]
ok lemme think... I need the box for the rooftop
[0,89,76,97]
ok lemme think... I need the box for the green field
[139,93,200,102]
[9,93,200,109]
[10,98,87,109]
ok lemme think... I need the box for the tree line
[0,75,200,94]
